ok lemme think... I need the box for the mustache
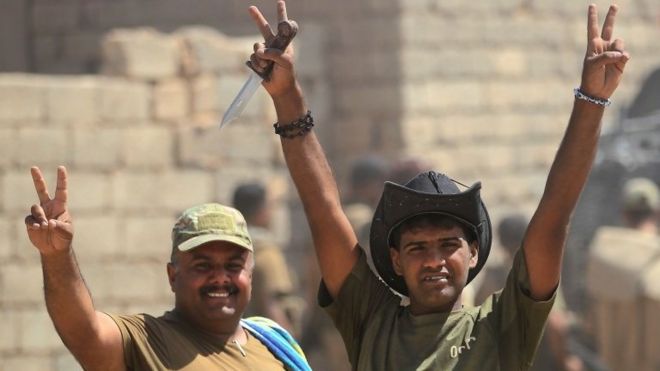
[199,285,239,296]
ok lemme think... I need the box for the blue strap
[241,317,312,371]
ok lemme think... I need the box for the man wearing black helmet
[248,1,629,369]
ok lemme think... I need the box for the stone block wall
[2,0,659,189]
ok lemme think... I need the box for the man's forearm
[541,99,604,220]
[524,99,605,299]
[272,89,359,296]
[273,89,343,229]
[41,248,101,352]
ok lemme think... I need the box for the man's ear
[390,247,403,276]
[167,263,177,292]
[469,242,479,269]
[247,252,255,278]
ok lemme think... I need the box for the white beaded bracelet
[574,88,611,107]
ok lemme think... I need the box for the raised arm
[523,4,630,300]
[248,1,359,298]
[25,166,125,370]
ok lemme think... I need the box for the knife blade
[220,20,298,128]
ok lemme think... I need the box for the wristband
[273,111,314,138]
[574,88,611,107]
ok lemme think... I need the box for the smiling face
[167,241,253,333]
[390,216,478,315]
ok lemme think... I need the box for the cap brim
[177,234,253,252]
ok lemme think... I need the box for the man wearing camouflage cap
[24,166,311,371]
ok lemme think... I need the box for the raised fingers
[31,166,51,204]
[249,6,275,41]
[601,5,618,41]
[54,166,68,204]
[277,0,288,22]
[587,4,600,42]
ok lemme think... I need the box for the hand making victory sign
[248,0,300,100]
[580,4,630,99]
[25,166,73,255]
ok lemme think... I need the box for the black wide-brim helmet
[369,171,492,296]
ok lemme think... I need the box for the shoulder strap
[241,317,311,371]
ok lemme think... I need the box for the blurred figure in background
[387,156,432,185]
[476,213,585,371]
[344,154,389,210]
[344,155,390,263]
[620,178,659,235]
[638,178,660,371]
[586,177,659,371]
[232,182,305,337]
[474,214,529,305]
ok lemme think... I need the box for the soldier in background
[232,182,305,337]
[586,177,659,371]
[474,214,529,305]
[640,203,660,371]
[344,155,389,210]
[387,157,432,186]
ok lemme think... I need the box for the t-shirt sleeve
[318,248,399,362]
[106,313,172,370]
[484,249,556,368]
[106,313,143,366]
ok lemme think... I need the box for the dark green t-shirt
[108,311,286,370]
[320,249,555,371]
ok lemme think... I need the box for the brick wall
[2,0,659,183]
[394,0,660,221]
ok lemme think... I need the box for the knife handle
[246,20,298,81]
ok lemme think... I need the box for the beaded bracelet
[574,88,611,107]
[273,111,314,138]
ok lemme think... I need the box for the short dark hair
[232,182,266,221]
[389,214,477,250]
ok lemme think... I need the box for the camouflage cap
[622,178,659,213]
[172,203,253,252]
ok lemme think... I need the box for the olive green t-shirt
[320,249,555,371]
[108,311,286,370]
